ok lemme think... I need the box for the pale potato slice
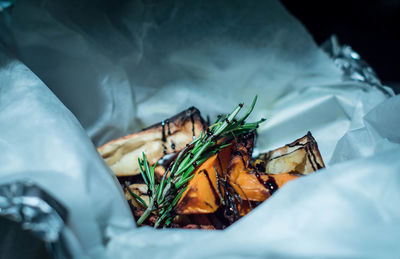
[98,107,206,177]
[253,132,325,175]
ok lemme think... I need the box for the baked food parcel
[98,97,325,229]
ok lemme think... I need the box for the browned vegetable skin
[253,131,325,175]
[98,107,207,177]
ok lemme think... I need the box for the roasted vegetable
[229,132,324,205]
[175,144,233,214]
[98,107,206,177]
[174,132,325,220]
[227,133,271,202]
[253,131,325,175]
[98,99,326,229]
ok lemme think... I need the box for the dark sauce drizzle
[190,114,196,139]
[249,171,279,195]
[252,171,278,195]
[309,142,323,169]
[268,148,303,161]
[161,120,168,155]
[264,177,278,195]
[166,119,171,135]
[255,162,266,173]
[304,144,316,171]
[161,120,166,142]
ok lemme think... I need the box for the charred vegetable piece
[98,107,206,177]
[228,132,325,207]
[175,144,233,214]
[227,133,271,202]
[253,131,325,175]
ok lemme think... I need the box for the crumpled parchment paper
[0,48,135,259]
[0,0,399,258]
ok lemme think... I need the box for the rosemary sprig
[124,181,148,209]
[134,96,265,228]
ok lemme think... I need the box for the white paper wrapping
[0,0,343,146]
[104,94,400,259]
[0,0,399,258]
[0,49,135,258]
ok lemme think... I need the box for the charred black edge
[141,107,208,132]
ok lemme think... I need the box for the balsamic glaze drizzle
[305,144,316,171]
[309,143,323,169]
[255,162,266,173]
[252,171,278,196]
[190,114,196,139]
[264,177,278,195]
[166,119,171,135]
[161,120,166,142]
[162,144,167,155]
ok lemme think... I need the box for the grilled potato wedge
[253,131,325,175]
[98,107,206,177]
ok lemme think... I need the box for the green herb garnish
[134,96,265,228]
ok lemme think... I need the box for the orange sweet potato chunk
[175,145,232,214]
[226,134,269,202]
[228,156,270,202]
